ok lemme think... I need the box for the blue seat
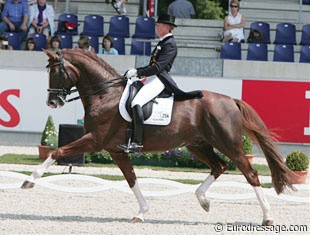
[58,34,73,49]
[274,23,296,45]
[87,35,99,53]
[27,33,47,51]
[108,15,130,37]
[247,43,268,61]
[300,24,310,45]
[220,42,241,60]
[6,32,21,50]
[56,13,79,35]
[273,44,294,62]
[299,45,310,63]
[130,38,151,56]
[132,16,156,39]
[81,14,104,36]
[249,21,270,44]
[113,37,125,55]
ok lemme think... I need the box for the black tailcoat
[136,35,203,101]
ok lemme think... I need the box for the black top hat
[156,14,177,27]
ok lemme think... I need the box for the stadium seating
[130,38,151,56]
[56,13,79,35]
[112,37,125,55]
[108,15,130,38]
[87,35,99,53]
[249,22,270,44]
[6,32,21,50]
[132,16,156,39]
[81,15,104,37]
[58,34,73,49]
[273,44,294,62]
[274,23,296,45]
[220,42,241,60]
[27,33,47,51]
[299,45,310,63]
[247,43,268,61]
[300,24,310,45]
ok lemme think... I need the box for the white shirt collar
[159,33,173,41]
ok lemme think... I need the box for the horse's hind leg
[111,152,149,223]
[186,144,228,212]
[229,153,273,225]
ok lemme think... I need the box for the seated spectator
[111,0,127,15]
[222,0,245,43]
[25,36,36,50]
[0,0,5,22]
[0,0,29,41]
[0,33,13,50]
[247,29,264,43]
[27,0,55,39]
[48,34,61,52]
[101,35,118,55]
[76,35,95,53]
[167,0,196,19]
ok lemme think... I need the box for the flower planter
[38,145,50,160]
[246,154,254,164]
[290,170,308,184]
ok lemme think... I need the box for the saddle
[125,80,172,121]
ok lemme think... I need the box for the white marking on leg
[195,174,215,212]
[30,154,56,181]
[131,181,149,221]
[253,186,272,221]
[195,174,215,198]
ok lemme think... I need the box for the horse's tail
[234,99,295,194]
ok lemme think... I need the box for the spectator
[0,0,29,41]
[247,29,264,43]
[27,0,58,11]
[48,34,61,52]
[27,0,55,39]
[76,35,95,53]
[101,35,118,55]
[0,33,13,49]
[111,0,127,15]
[0,0,5,22]
[25,36,36,50]
[222,0,245,42]
[167,0,196,19]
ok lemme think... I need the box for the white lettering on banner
[305,90,310,136]
[0,69,84,133]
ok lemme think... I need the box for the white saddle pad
[119,80,174,126]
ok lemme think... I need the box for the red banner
[242,80,310,143]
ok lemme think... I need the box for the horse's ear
[44,49,58,60]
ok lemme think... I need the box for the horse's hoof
[130,217,144,223]
[21,180,35,189]
[197,195,210,212]
[262,219,273,226]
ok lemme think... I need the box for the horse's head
[45,49,77,108]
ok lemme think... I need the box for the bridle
[47,51,126,103]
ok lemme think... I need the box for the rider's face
[156,23,170,38]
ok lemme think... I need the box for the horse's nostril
[48,100,57,108]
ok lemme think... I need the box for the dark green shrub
[285,150,309,171]
[40,115,58,150]
[242,133,253,155]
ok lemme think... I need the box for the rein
[47,51,126,103]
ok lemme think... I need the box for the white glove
[124,68,137,79]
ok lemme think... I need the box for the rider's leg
[118,76,164,152]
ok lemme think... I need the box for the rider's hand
[124,68,137,79]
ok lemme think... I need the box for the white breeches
[131,75,165,108]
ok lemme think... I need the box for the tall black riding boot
[118,105,144,153]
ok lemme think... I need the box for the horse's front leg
[21,133,101,189]
[111,152,149,223]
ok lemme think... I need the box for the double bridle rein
[47,51,126,103]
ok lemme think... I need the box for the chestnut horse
[22,49,294,224]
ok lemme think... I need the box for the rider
[118,14,203,153]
